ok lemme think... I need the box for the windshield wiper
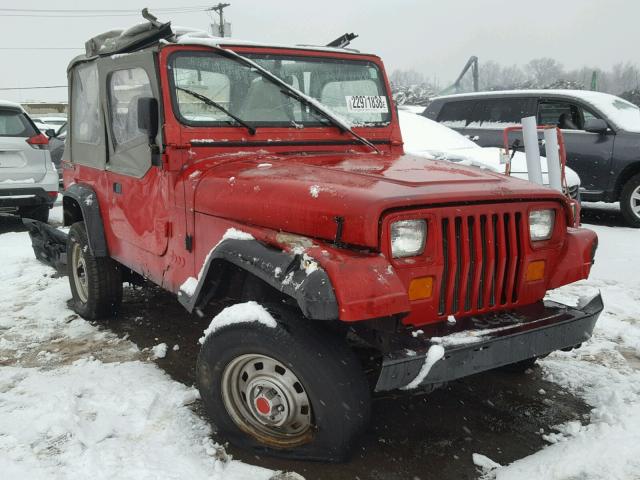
[276,87,380,153]
[206,47,380,154]
[176,86,256,135]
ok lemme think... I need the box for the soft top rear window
[0,108,36,138]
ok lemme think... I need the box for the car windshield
[582,93,640,133]
[169,51,391,128]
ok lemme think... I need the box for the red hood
[188,151,569,248]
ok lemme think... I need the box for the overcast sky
[1,0,638,103]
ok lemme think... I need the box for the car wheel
[196,304,371,462]
[620,173,640,228]
[67,222,122,319]
[19,204,49,223]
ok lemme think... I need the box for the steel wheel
[71,242,89,303]
[221,353,313,446]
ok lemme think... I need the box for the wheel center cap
[255,396,271,415]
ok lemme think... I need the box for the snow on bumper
[375,293,603,392]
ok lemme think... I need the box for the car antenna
[326,33,358,49]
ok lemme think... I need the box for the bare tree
[479,60,502,90]
[389,58,640,105]
[525,58,565,87]
[389,69,426,87]
[610,62,640,94]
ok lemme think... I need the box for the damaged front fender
[177,238,340,320]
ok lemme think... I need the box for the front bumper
[375,293,603,391]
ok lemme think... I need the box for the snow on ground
[477,219,640,480]
[3,202,640,479]
[0,220,278,480]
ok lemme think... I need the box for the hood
[190,151,569,249]
[407,146,580,188]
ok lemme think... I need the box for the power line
[0,47,82,50]
[0,6,209,12]
[0,86,67,91]
[0,10,206,18]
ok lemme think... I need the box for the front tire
[620,173,640,228]
[196,304,371,462]
[67,222,122,319]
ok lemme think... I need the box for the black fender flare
[63,183,108,257]
[178,238,339,321]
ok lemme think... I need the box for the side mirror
[45,128,57,138]
[137,97,159,141]
[584,118,608,134]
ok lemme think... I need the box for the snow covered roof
[70,21,373,74]
[0,99,24,111]
[431,89,612,101]
[432,89,640,133]
[172,28,368,55]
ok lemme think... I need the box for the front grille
[438,210,524,316]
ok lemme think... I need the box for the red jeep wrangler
[29,17,602,461]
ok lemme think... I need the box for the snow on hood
[399,110,580,188]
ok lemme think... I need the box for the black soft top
[68,19,172,71]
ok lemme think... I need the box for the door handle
[113,182,122,194]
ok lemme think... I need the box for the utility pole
[208,3,231,37]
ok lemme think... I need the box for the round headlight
[391,219,427,258]
[529,209,555,241]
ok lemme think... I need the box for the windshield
[169,51,391,128]
[582,92,640,133]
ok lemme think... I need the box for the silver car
[0,100,58,223]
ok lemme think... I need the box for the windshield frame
[166,49,392,130]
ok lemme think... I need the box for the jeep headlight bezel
[529,209,555,241]
[391,219,427,258]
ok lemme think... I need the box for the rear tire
[196,304,371,462]
[620,174,640,228]
[67,222,122,320]
[19,204,49,223]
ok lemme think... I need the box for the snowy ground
[0,207,283,479]
[475,215,640,479]
[1,204,639,479]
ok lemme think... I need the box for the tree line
[390,58,640,106]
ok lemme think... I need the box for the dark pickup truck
[424,90,640,227]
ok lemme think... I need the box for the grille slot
[438,210,524,316]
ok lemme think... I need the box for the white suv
[0,100,58,223]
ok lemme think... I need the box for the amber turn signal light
[408,276,434,300]
[526,260,545,282]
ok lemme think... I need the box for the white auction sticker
[345,95,389,113]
